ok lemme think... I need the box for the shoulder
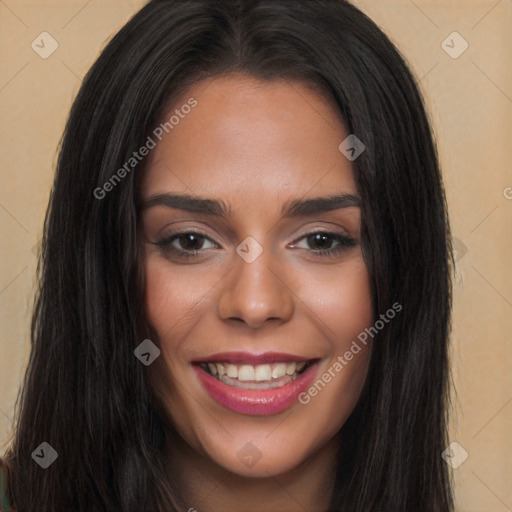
[0,458,16,511]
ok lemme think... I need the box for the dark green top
[0,459,15,511]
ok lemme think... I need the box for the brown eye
[174,233,207,251]
[153,231,218,260]
[291,231,356,256]
[306,233,337,250]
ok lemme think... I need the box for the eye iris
[178,233,203,250]
[308,233,333,250]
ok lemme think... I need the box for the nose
[217,246,295,329]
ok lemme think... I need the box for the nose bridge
[217,241,295,328]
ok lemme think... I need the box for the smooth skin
[140,73,373,512]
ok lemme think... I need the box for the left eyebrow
[281,193,361,217]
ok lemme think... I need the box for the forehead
[140,73,356,201]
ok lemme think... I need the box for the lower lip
[193,362,319,415]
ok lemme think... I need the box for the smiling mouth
[198,360,315,390]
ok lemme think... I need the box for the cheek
[303,256,373,343]
[143,256,215,425]
[144,257,214,335]
[297,257,373,415]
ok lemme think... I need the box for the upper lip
[192,351,317,365]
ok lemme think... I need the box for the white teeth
[255,364,272,381]
[226,364,238,379]
[219,373,294,390]
[272,363,287,379]
[238,365,255,381]
[286,362,297,375]
[203,361,310,383]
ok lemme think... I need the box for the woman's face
[140,74,373,477]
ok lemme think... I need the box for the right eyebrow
[140,193,232,217]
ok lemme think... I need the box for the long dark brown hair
[4,0,454,510]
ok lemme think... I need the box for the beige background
[0,0,510,510]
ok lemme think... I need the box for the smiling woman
[1,1,454,511]
[141,77,374,504]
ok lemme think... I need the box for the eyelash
[152,230,357,260]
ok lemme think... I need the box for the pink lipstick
[192,352,320,415]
